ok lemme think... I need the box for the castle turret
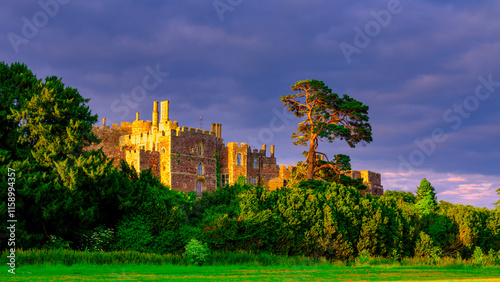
[214,123,222,139]
[161,100,169,122]
[152,101,159,131]
[270,145,275,158]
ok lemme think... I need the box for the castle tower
[161,100,169,122]
[212,123,221,139]
[152,101,159,131]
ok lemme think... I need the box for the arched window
[197,163,203,175]
[237,153,242,166]
[196,181,203,196]
[197,142,203,156]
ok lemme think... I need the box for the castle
[89,100,383,196]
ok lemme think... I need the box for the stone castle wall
[90,120,132,167]
[169,127,218,194]
[349,170,384,196]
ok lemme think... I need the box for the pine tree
[415,178,437,215]
[281,79,372,180]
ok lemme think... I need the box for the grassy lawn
[2,264,500,281]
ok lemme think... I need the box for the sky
[1,0,499,208]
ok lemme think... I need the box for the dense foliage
[196,180,500,260]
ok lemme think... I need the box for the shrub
[81,226,114,252]
[185,238,210,266]
[44,236,72,250]
[113,214,154,253]
[414,232,441,259]
[357,249,370,265]
[472,246,483,265]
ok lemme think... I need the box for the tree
[0,62,39,164]
[383,190,417,204]
[495,187,500,208]
[12,76,99,166]
[0,62,118,248]
[415,178,438,215]
[281,79,372,180]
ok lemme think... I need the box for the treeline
[4,161,500,261]
[1,62,499,261]
[199,180,500,260]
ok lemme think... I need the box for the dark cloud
[2,0,499,208]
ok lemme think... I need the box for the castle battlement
[92,119,132,132]
[227,142,249,149]
[279,164,294,171]
[174,126,216,137]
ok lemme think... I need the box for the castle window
[197,142,203,156]
[197,163,203,175]
[196,181,203,196]
[253,159,258,169]
[251,177,256,185]
[221,174,229,187]
[162,148,166,154]
[237,153,242,166]
[283,180,288,188]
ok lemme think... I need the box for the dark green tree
[0,62,119,248]
[383,190,417,204]
[281,79,372,180]
[415,178,438,215]
[113,163,193,254]
[0,62,39,163]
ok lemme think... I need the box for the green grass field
[3,264,500,281]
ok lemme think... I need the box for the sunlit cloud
[383,169,499,208]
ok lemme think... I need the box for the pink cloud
[382,169,500,208]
